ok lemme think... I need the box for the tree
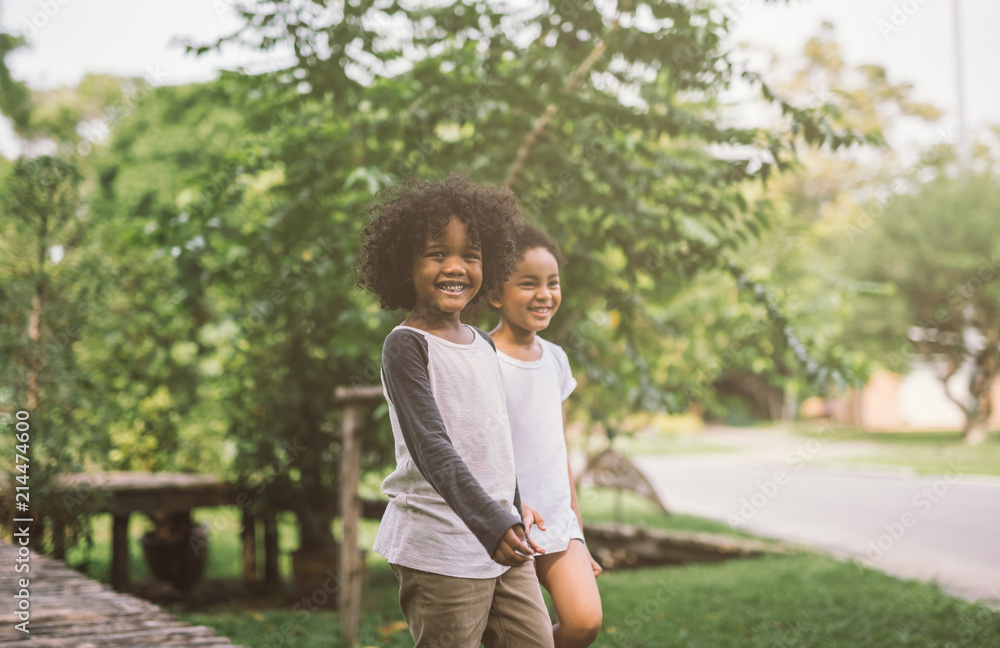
[174,0,872,556]
[849,171,1000,444]
[2,1,868,568]
[0,28,31,135]
[197,0,866,408]
[0,23,141,547]
[0,25,130,157]
[697,23,948,420]
[84,75,400,562]
[755,24,999,443]
[81,79,253,475]
[0,156,100,545]
[0,48,252,554]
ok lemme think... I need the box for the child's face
[410,215,483,315]
[490,246,561,334]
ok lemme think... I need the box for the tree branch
[504,36,611,190]
[939,354,972,419]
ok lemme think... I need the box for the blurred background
[1,0,999,645]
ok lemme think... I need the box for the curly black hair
[512,222,565,267]
[485,222,565,312]
[357,172,523,311]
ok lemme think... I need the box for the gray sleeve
[381,329,521,557]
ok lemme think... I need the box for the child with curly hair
[489,224,603,648]
[358,173,554,648]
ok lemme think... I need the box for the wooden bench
[8,384,385,647]
[53,471,244,592]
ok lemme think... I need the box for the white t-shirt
[497,337,583,554]
[374,325,521,578]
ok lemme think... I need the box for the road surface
[629,427,1000,604]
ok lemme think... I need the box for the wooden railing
[3,385,386,648]
[333,384,384,648]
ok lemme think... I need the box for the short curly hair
[357,173,523,311]
[512,222,565,267]
[486,222,565,312]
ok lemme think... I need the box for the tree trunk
[296,505,338,554]
[964,338,998,446]
[964,419,989,445]
[27,285,44,411]
[939,355,973,423]
[292,506,339,604]
[963,374,994,446]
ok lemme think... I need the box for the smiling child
[357,174,555,648]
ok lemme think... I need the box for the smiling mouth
[528,307,551,314]
[437,282,468,294]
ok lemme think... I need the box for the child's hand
[492,525,536,567]
[520,503,547,555]
[589,553,603,577]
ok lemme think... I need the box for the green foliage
[77,81,252,474]
[0,29,31,133]
[84,75,399,552]
[0,1,881,556]
[705,23,951,418]
[23,73,130,147]
[847,171,1000,437]
[194,0,868,431]
[0,156,102,536]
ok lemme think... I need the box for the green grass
[570,413,732,457]
[793,423,1000,477]
[594,554,1000,648]
[611,432,733,457]
[181,562,415,648]
[181,554,1000,648]
[67,491,737,588]
[64,505,1000,647]
[792,422,994,444]
[578,487,759,539]
[66,513,156,581]
[822,445,1000,478]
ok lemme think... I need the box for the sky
[0,0,998,158]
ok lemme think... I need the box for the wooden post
[334,385,381,648]
[263,511,280,589]
[242,510,258,587]
[111,513,130,591]
[339,400,364,648]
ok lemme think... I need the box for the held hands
[491,525,537,567]
[491,503,551,566]
[520,503,547,556]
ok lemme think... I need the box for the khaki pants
[390,564,555,648]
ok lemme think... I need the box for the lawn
[569,412,734,457]
[64,495,1000,648]
[64,489,742,586]
[181,553,1000,648]
[579,487,762,540]
[609,432,733,457]
[793,423,1000,477]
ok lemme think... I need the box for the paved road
[630,427,1000,604]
